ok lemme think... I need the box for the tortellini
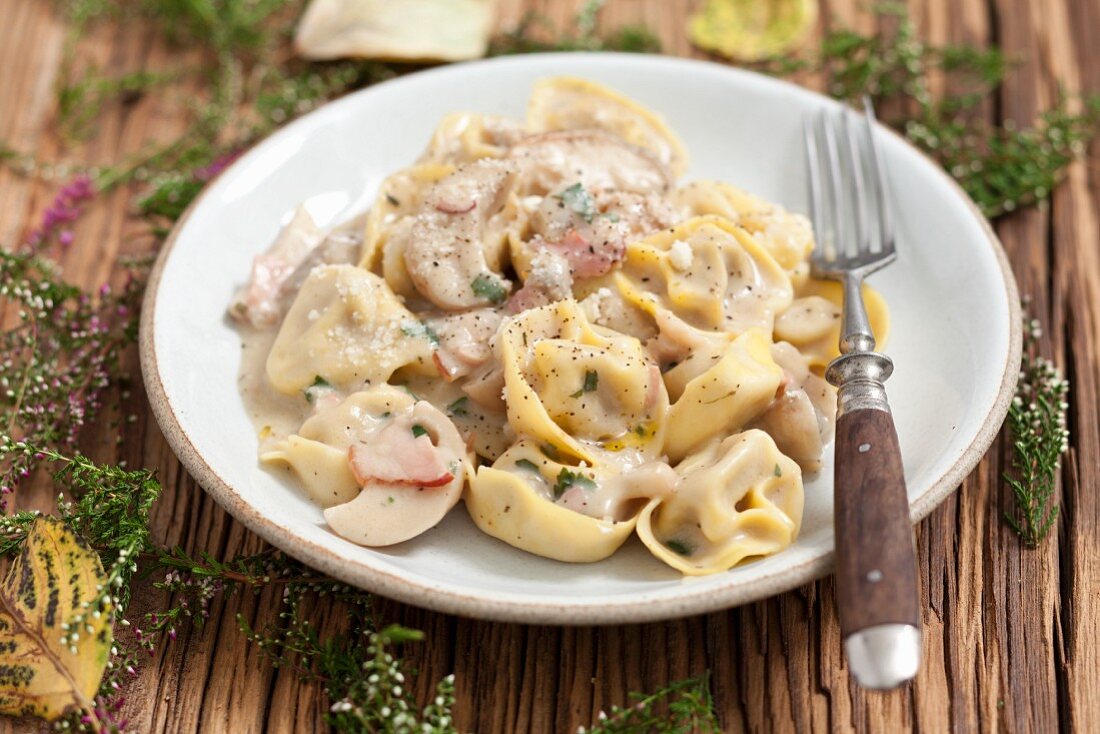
[468,439,679,562]
[663,328,783,462]
[419,112,526,165]
[637,430,803,575]
[235,77,892,573]
[527,76,689,177]
[499,300,668,464]
[672,181,815,270]
[266,264,432,394]
[582,216,794,336]
[775,278,890,368]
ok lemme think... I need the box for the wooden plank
[0,0,1097,731]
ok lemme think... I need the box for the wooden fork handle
[834,406,920,637]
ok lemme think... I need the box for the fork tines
[803,97,896,277]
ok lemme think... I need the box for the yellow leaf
[689,0,817,61]
[0,517,112,721]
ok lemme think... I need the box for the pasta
[230,77,890,575]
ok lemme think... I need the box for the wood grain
[1,0,1098,731]
[833,407,920,638]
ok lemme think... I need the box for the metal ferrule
[826,351,894,416]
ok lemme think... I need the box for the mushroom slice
[324,398,470,547]
[401,159,518,309]
[295,0,498,62]
[747,341,837,471]
[426,308,503,381]
[509,130,673,196]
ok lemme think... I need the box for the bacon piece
[434,199,477,214]
[348,423,454,487]
[547,229,625,278]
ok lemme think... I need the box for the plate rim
[139,52,1022,625]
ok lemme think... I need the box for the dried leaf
[689,0,817,61]
[295,0,498,62]
[0,517,112,721]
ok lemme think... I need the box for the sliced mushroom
[401,159,518,309]
[509,130,673,196]
[324,399,469,547]
[426,308,503,380]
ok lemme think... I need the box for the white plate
[141,53,1020,624]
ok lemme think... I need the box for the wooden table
[1,0,1098,731]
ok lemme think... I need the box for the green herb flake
[303,375,332,403]
[447,396,469,417]
[385,193,400,207]
[634,425,647,437]
[470,273,508,304]
[387,496,395,504]
[555,182,596,223]
[666,538,694,557]
[540,443,561,460]
[553,468,597,499]
[401,321,439,345]
[515,458,539,472]
[774,464,783,478]
[411,424,429,439]
[572,369,599,398]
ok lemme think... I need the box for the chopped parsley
[380,411,392,419]
[385,193,400,207]
[571,369,599,398]
[666,538,695,557]
[470,273,508,304]
[555,182,596,223]
[387,495,395,504]
[553,468,597,499]
[634,425,648,437]
[540,443,561,460]
[303,375,332,403]
[411,424,429,438]
[515,458,539,472]
[774,464,783,478]
[401,320,439,345]
[447,396,469,417]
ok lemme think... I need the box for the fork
[803,97,921,690]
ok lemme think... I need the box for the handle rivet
[867,569,883,583]
[858,443,871,453]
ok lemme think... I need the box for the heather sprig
[1004,314,1069,546]
[0,249,142,508]
[25,174,96,249]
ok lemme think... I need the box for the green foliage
[1004,314,1068,546]
[138,175,206,223]
[771,8,1100,219]
[491,0,660,55]
[58,68,179,140]
[580,674,720,734]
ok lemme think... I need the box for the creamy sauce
[230,78,883,570]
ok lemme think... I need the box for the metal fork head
[804,97,897,280]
